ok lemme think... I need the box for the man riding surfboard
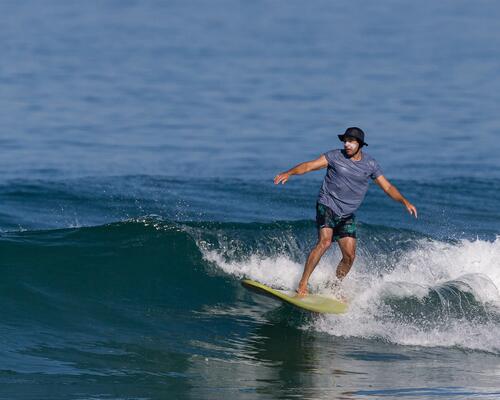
[274,127,417,296]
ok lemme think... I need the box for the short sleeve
[323,149,339,166]
[369,159,383,180]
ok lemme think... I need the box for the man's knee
[316,238,332,252]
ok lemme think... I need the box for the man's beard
[345,146,360,158]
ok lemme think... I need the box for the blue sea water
[1,1,500,399]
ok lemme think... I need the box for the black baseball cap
[338,127,368,146]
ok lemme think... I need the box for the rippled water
[1,1,500,399]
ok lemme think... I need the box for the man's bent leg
[336,236,356,280]
[297,228,333,296]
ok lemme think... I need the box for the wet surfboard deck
[241,279,348,314]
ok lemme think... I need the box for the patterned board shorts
[316,202,357,241]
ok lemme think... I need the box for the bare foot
[296,282,308,297]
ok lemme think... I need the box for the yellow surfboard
[241,279,348,314]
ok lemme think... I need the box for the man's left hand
[404,201,418,218]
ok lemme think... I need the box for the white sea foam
[201,236,500,353]
[317,237,500,353]
[202,247,342,292]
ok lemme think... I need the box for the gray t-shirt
[317,149,383,217]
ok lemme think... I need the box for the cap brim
[338,134,368,146]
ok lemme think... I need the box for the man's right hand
[274,172,291,184]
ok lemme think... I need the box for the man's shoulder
[323,148,342,163]
[362,151,379,164]
[324,148,342,158]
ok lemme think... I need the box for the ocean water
[1,1,500,399]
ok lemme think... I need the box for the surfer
[274,127,417,296]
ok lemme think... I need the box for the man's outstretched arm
[274,155,328,185]
[374,175,418,218]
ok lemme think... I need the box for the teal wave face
[0,220,246,378]
[0,221,229,314]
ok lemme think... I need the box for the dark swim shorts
[316,202,357,241]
